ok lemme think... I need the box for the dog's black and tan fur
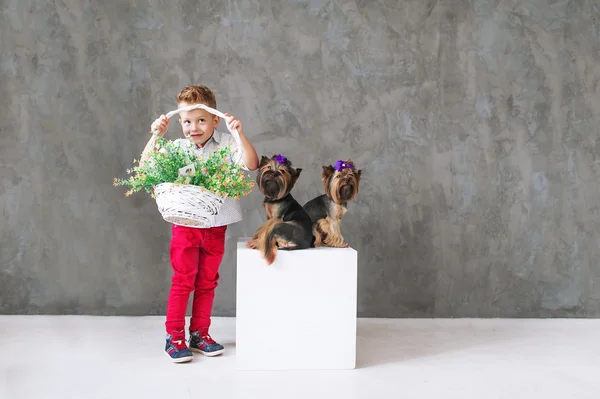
[246,155,313,265]
[303,160,362,248]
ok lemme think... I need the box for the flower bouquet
[114,137,254,227]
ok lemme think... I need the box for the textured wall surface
[2,0,600,317]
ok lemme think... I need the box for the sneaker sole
[165,352,193,363]
[190,347,224,357]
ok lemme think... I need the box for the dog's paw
[341,242,349,248]
[246,240,258,249]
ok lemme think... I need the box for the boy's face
[178,102,220,147]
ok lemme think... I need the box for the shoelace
[171,339,188,350]
[200,333,216,344]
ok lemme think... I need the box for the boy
[141,85,259,363]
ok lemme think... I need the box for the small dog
[303,160,362,248]
[246,154,313,265]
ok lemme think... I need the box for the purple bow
[275,154,290,166]
[334,160,354,172]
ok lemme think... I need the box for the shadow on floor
[355,318,537,369]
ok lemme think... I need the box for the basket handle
[152,103,244,165]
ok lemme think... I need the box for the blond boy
[141,85,258,362]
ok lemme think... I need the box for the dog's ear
[292,167,302,184]
[356,169,362,181]
[259,156,271,168]
[322,165,334,185]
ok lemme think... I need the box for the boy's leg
[165,225,202,338]
[189,225,227,332]
[189,225,227,356]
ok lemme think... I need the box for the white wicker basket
[154,183,225,228]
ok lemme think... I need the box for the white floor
[1,316,599,399]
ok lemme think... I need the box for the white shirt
[172,129,248,228]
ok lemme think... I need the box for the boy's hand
[224,113,243,136]
[150,115,169,137]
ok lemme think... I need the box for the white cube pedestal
[235,239,358,370]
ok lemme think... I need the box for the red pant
[165,224,227,337]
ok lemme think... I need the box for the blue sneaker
[165,334,193,363]
[189,330,224,357]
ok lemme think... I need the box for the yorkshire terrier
[246,154,313,265]
[303,160,362,248]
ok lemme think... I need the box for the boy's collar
[211,129,222,144]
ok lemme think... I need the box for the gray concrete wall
[2,0,600,317]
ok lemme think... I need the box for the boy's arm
[141,115,169,164]
[224,113,259,171]
[140,135,159,163]
[236,131,259,171]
